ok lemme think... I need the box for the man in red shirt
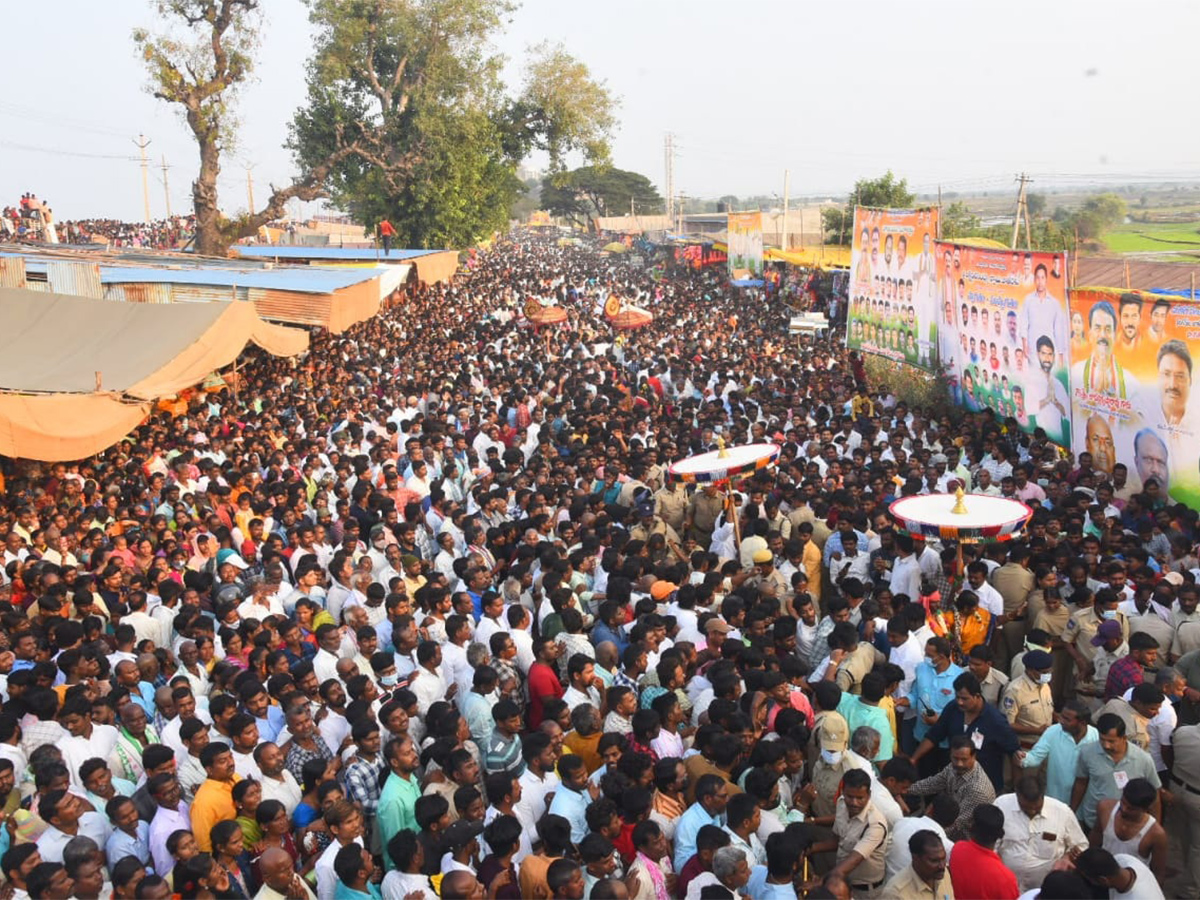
[379,218,396,255]
[948,803,1019,899]
[527,636,564,727]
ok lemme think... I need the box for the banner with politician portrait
[938,242,1070,444]
[845,206,941,372]
[1068,288,1200,508]
[726,212,764,280]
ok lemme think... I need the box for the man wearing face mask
[1001,650,1055,749]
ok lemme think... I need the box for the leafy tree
[1070,192,1127,242]
[290,0,617,248]
[1026,192,1047,217]
[822,171,916,244]
[540,166,663,228]
[940,201,983,241]
[133,0,363,255]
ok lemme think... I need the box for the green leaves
[291,0,618,248]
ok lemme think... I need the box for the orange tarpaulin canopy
[0,288,309,460]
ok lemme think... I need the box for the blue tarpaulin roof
[233,246,445,262]
[99,265,379,294]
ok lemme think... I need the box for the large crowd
[0,196,193,249]
[0,229,1195,900]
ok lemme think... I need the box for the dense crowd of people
[0,199,193,248]
[0,229,1195,900]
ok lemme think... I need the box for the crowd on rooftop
[0,230,1194,900]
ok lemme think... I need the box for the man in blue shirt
[1019,701,1099,802]
[910,637,963,751]
[547,755,593,844]
[674,774,730,872]
[910,671,1020,791]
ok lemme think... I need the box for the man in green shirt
[1071,713,1160,829]
[377,735,422,867]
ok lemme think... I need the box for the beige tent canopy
[0,289,309,460]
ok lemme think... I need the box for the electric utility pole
[1011,173,1033,249]
[159,155,172,218]
[664,134,675,229]
[781,169,790,251]
[133,134,151,223]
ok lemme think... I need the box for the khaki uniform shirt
[991,563,1035,617]
[1033,605,1071,640]
[1001,674,1054,742]
[883,865,956,900]
[685,492,724,540]
[979,667,1010,707]
[751,567,790,608]
[1096,697,1151,751]
[811,753,856,818]
[834,796,890,888]
[629,516,681,548]
[1128,611,1174,660]
[836,643,887,695]
[652,487,688,533]
[1064,608,1129,655]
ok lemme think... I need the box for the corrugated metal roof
[98,265,379,294]
[1075,256,1200,291]
[232,246,447,262]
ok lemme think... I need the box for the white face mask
[1039,673,1052,685]
[380,674,398,687]
[820,749,843,765]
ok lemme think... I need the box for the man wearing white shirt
[889,534,922,601]
[886,801,956,878]
[122,593,162,649]
[995,778,1087,892]
[59,697,119,790]
[255,742,303,816]
[887,619,924,719]
[410,641,451,717]
[475,594,508,650]
[315,802,366,900]
[492,607,531,676]
[966,562,1005,618]
[37,790,111,864]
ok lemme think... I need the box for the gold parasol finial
[951,486,969,515]
[716,436,729,459]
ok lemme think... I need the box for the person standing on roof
[379,219,396,256]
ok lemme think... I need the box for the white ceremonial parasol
[668,440,780,547]
[890,488,1033,572]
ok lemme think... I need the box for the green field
[1102,222,1200,252]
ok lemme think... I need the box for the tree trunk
[192,125,225,256]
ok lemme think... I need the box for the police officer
[1002,650,1055,748]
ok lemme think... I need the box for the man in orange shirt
[379,219,396,255]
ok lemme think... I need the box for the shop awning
[0,289,309,460]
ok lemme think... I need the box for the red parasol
[609,307,654,330]
[524,300,568,327]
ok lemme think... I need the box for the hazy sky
[4,0,1199,221]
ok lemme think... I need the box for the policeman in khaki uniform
[750,548,790,611]
[652,481,687,535]
[1002,650,1055,748]
[629,500,682,549]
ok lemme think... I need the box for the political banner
[939,243,1070,444]
[1068,288,1200,507]
[846,207,941,371]
[727,212,763,280]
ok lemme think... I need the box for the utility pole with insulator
[133,134,152,223]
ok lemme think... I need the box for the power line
[0,139,130,161]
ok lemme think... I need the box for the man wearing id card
[1071,712,1161,831]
